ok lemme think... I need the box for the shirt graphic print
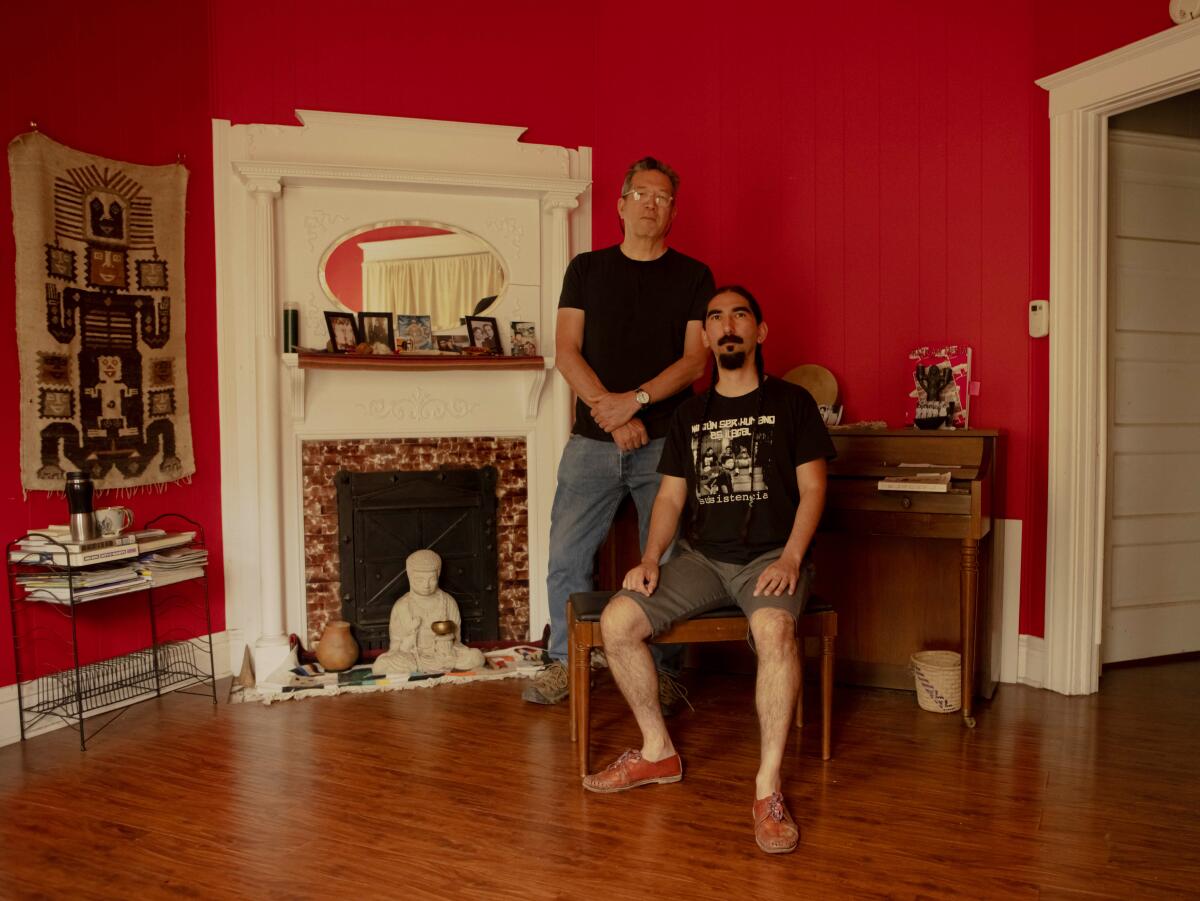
[691,413,775,507]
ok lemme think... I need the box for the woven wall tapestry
[9,132,195,491]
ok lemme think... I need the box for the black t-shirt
[658,377,836,564]
[559,245,714,440]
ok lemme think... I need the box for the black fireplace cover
[335,466,499,651]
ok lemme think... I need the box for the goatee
[717,350,747,370]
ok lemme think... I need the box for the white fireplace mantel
[212,111,592,681]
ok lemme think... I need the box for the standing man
[581,287,834,856]
[522,157,714,708]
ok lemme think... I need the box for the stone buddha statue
[372,548,486,675]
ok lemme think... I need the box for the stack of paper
[132,530,197,554]
[16,563,148,603]
[138,545,208,588]
[140,546,208,568]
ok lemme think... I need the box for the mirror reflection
[322,224,506,331]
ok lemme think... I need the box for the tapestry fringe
[26,473,198,502]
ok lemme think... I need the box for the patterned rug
[231,649,544,705]
[8,132,195,491]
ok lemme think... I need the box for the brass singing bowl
[430,620,456,636]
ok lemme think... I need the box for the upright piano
[821,428,998,726]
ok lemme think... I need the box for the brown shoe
[752,792,799,854]
[582,749,683,793]
[657,671,694,718]
[521,661,568,705]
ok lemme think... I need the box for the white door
[1104,130,1200,664]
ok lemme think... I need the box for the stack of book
[10,526,201,565]
[15,563,148,603]
[9,531,140,567]
[10,525,207,594]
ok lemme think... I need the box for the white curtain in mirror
[363,252,503,331]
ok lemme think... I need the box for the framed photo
[465,316,501,354]
[324,311,361,353]
[435,334,468,354]
[358,312,395,353]
[510,321,537,357]
[396,314,434,352]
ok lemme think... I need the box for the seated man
[582,286,834,856]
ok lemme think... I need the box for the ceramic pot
[316,620,359,671]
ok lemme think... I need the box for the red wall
[1022,4,1167,636]
[0,0,1172,686]
[0,2,224,681]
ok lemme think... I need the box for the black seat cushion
[569,590,831,623]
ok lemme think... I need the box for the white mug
[95,506,134,537]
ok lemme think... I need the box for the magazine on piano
[877,471,952,493]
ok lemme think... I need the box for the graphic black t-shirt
[559,245,714,440]
[658,377,836,564]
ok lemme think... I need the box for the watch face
[636,390,650,406]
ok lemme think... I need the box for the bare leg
[600,596,675,761]
[750,608,800,799]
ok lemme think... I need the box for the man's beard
[717,349,747,370]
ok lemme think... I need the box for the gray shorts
[612,540,814,639]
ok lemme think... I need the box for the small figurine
[372,549,485,675]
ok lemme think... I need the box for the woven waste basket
[910,650,961,713]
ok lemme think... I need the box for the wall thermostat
[1029,300,1049,338]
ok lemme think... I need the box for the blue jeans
[546,434,682,674]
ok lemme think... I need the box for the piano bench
[566,591,837,778]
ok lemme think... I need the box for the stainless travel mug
[65,471,99,541]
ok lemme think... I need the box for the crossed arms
[555,307,707,451]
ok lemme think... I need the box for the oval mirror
[320,223,506,332]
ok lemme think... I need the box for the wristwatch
[634,387,651,407]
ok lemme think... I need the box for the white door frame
[1037,19,1200,695]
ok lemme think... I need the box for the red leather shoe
[752,792,799,854]
[582,749,683,793]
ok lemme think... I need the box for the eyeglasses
[622,189,674,208]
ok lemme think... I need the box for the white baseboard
[0,631,231,749]
[1017,634,1046,688]
[994,519,1023,684]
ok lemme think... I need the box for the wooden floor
[1,660,1198,900]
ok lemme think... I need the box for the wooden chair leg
[576,631,592,777]
[821,634,834,761]
[795,635,804,729]
[568,618,578,745]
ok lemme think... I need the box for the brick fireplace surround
[301,436,529,647]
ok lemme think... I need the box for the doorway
[1104,92,1200,665]
[1039,21,1200,695]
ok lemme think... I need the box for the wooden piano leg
[960,538,979,728]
